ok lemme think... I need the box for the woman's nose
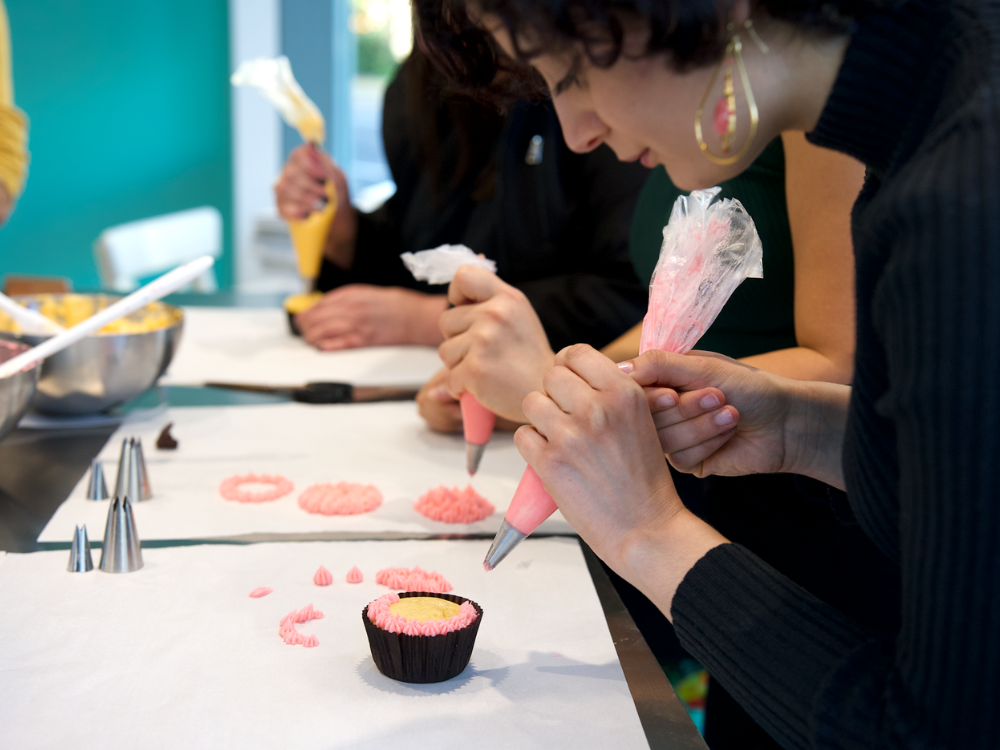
[554,102,609,153]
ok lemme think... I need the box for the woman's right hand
[274,144,357,268]
[625,349,848,486]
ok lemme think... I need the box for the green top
[629,138,797,359]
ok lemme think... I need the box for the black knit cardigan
[672,1,1000,748]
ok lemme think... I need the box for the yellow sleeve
[0,0,28,199]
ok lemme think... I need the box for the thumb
[621,349,714,390]
[447,265,504,307]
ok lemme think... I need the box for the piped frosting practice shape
[313,565,333,586]
[279,603,324,647]
[346,566,363,584]
[375,566,452,593]
[219,473,294,503]
[414,485,495,524]
[249,586,273,598]
[367,592,477,636]
[298,482,383,515]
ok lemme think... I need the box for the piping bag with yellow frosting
[484,188,764,570]
[231,56,336,289]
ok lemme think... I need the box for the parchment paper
[0,538,650,749]
[37,402,573,543]
[161,307,442,387]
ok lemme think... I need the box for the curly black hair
[414,0,890,107]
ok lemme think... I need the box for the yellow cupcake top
[388,596,460,622]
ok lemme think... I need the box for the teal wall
[2,0,232,289]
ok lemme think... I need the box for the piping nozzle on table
[114,437,152,502]
[99,495,143,573]
[67,525,93,572]
[86,459,108,501]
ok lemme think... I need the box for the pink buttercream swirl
[375,565,452,593]
[365,592,477,637]
[413,484,495,524]
[278,603,325,647]
[249,586,273,598]
[345,565,363,584]
[313,565,333,586]
[297,482,383,515]
[219,473,294,503]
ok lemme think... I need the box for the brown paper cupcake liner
[362,592,484,684]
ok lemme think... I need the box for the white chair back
[94,206,222,292]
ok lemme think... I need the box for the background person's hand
[296,285,448,351]
[274,144,357,268]
[417,368,463,433]
[515,344,684,566]
[437,266,555,423]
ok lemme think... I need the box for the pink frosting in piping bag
[461,392,496,446]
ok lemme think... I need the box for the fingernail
[655,393,675,408]
[714,408,734,426]
[431,386,450,401]
[617,361,634,373]
[700,393,721,409]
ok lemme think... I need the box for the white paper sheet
[161,307,443,387]
[38,402,573,543]
[0,538,650,749]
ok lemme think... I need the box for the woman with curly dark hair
[415,0,1000,747]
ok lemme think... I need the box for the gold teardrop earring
[694,19,769,165]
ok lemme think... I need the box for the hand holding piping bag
[486,188,766,570]
[231,56,337,282]
[401,245,499,475]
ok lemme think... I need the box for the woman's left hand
[515,344,684,566]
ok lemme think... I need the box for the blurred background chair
[93,206,222,292]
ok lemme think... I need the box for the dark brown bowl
[362,592,484,684]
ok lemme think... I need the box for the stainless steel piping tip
[483,518,527,571]
[67,524,94,572]
[86,459,109,501]
[99,495,143,573]
[132,437,152,500]
[465,441,487,477]
[115,437,151,503]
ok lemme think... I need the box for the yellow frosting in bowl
[388,597,460,622]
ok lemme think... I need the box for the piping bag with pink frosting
[401,245,499,475]
[483,187,764,570]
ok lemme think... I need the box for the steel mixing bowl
[0,340,40,440]
[0,294,183,415]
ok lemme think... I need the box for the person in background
[274,48,649,353]
[0,0,27,226]
[418,133,896,750]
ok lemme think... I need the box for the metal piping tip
[67,525,94,572]
[133,437,152,500]
[115,437,152,503]
[99,495,143,573]
[86,459,109,501]
[466,441,487,476]
[483,518,527,571]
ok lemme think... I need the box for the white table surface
[0,538,649,749]
[161,306,443,388]
[38,401,573,544]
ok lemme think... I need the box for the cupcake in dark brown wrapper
[362,591,483,684]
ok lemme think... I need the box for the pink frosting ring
[375,565,452,593]
[413,485,495,524]
[220,473,294,503]
[366,592,477,637]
